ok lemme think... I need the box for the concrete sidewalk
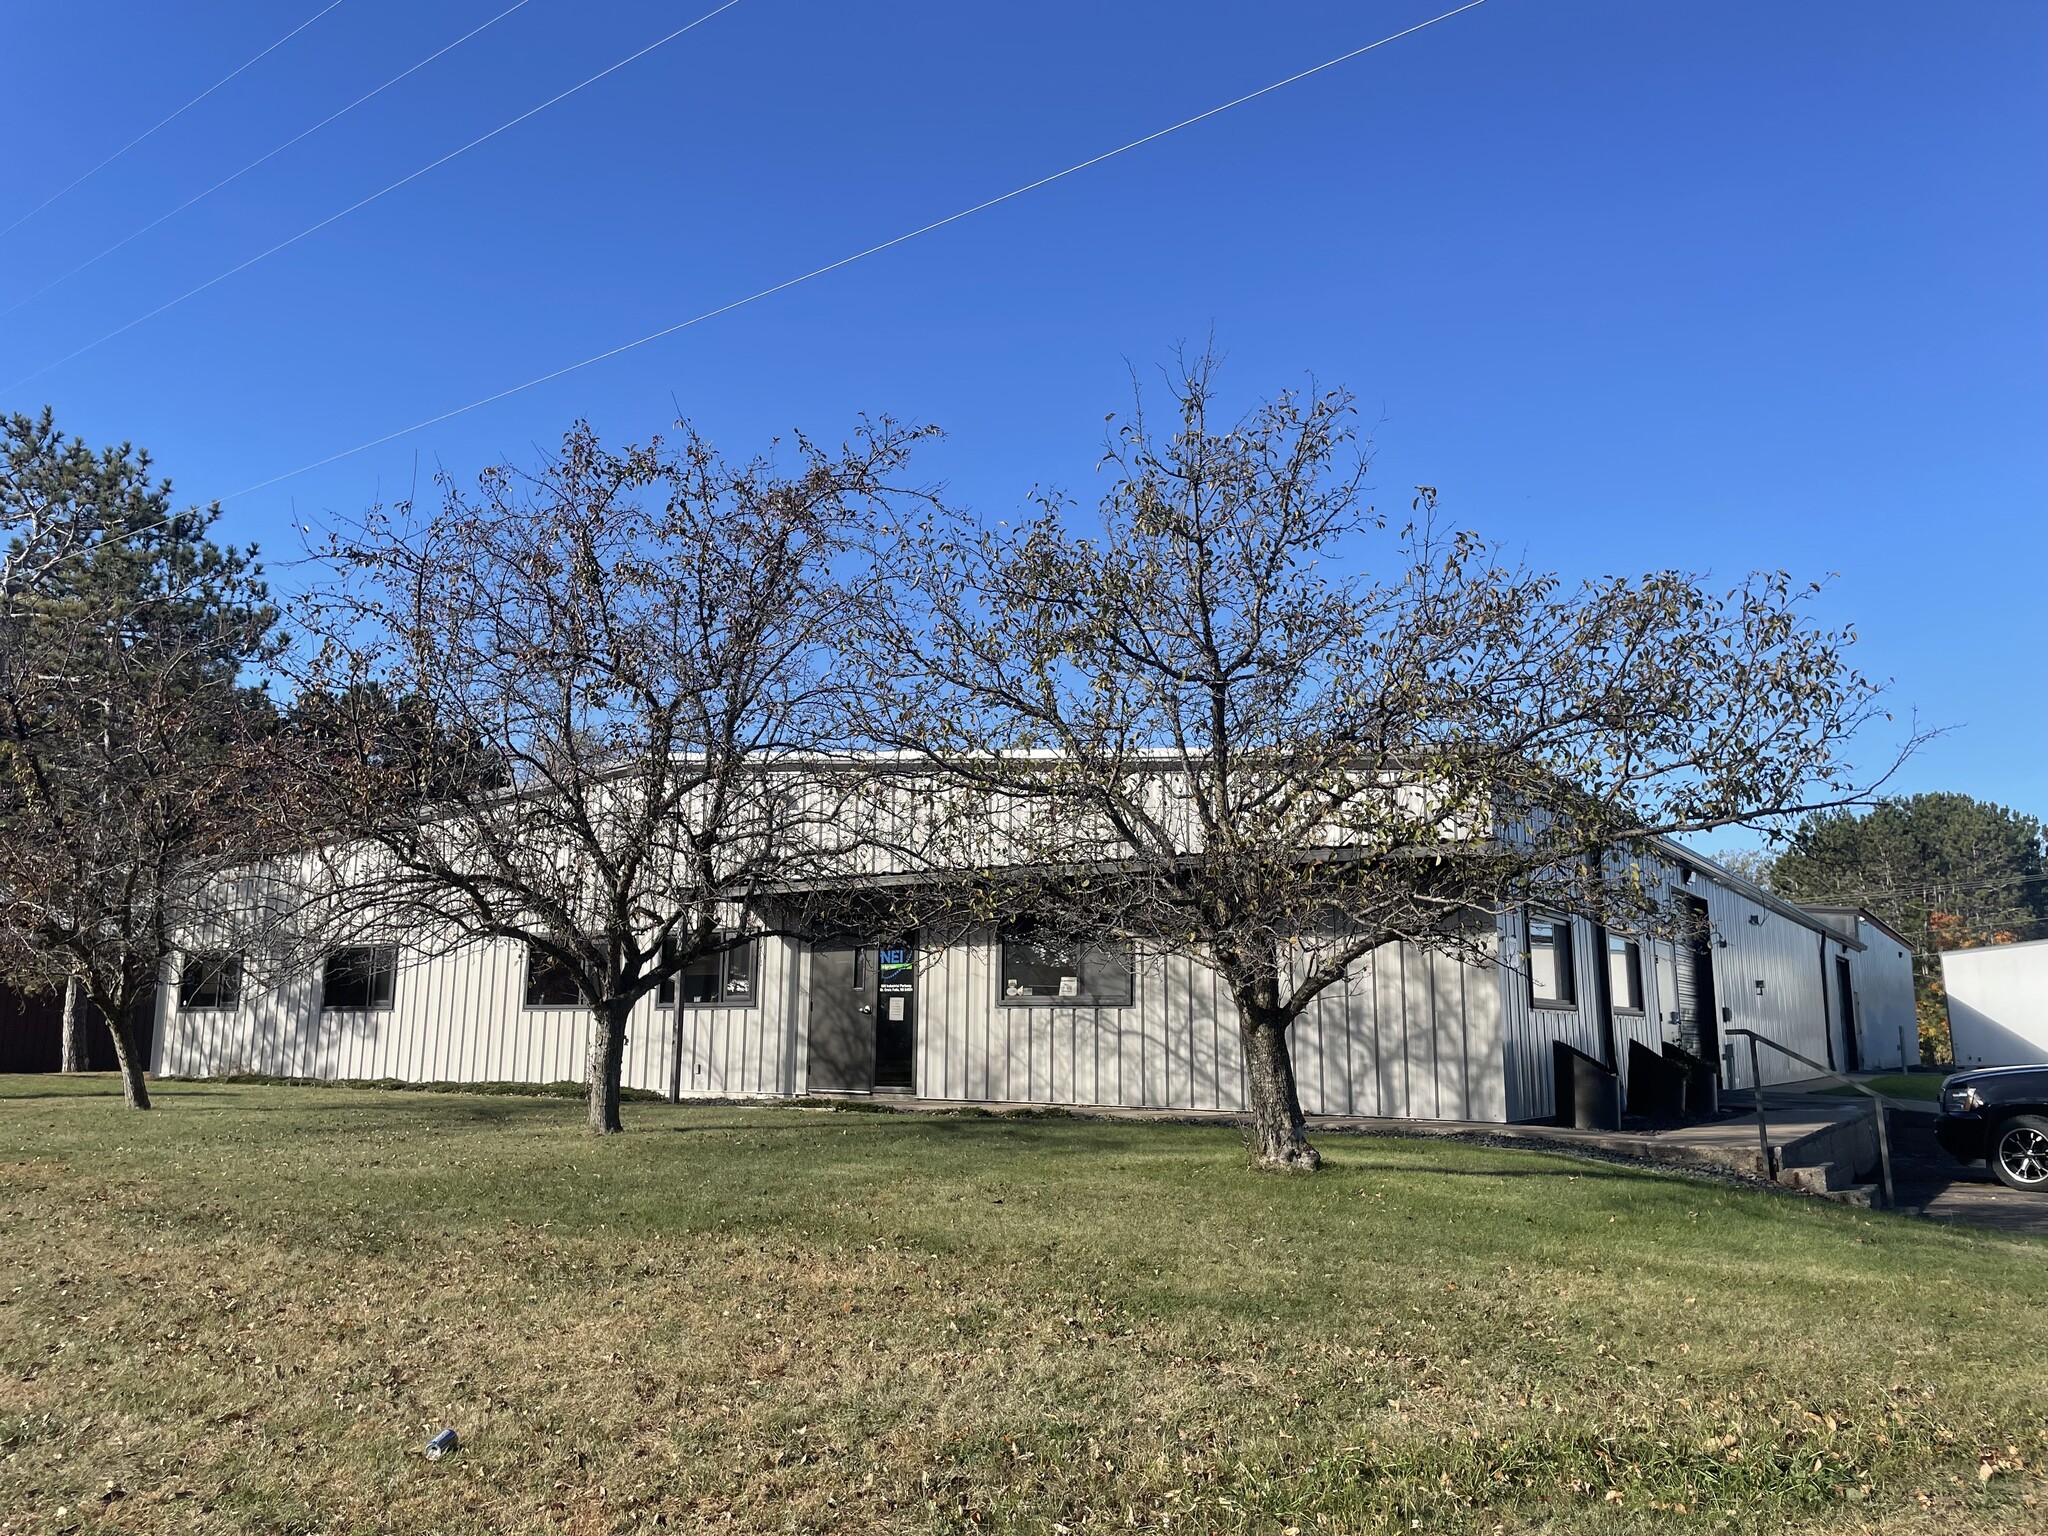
[905,1090,1877,1189]
[1311,1099,1877,1188]
[1312,1075,1942,1195]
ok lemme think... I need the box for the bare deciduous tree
[865,354,1906,1169]
[286,418,932,1133]
[0,411,277,1108]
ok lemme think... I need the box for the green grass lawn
[1821,1074,1947,1103]
[2,1077,2044,1536]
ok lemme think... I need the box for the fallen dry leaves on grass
[3,1086,2045,1534]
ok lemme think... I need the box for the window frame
[522,943,586,1009]
[997,926,1136,1009]
[1525,911,1577,1010]
[1605,933,1645,1015]
[656,933,757,1010]
[321,944,398,1012]
[177,952,243,1012]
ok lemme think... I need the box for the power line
[1785,870,2048,904]
[221,0,1491,503]
[2,0,746,394]
[0,1,350,241]
[1,0,537,321]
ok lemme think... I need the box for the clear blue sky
[3,1,2042,833]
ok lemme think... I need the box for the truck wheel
[1991,1115,2048,1192]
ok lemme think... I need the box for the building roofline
[1797,904,1915,952]
[1939,933,2048,962]
[1654,840,1866,949]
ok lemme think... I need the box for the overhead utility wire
[0,0,349,240]
[223,0,1489,502]
[1,0,536,321]
[2,0,746,394]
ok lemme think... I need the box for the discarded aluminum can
[424,1429,459,1460]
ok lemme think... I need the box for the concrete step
[1776,1160,1882,1199]
[1775,1111,1882,1188]
[1777,1162,1848,1195]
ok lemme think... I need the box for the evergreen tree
[1768,794,2048,1061]
[0,410,277,1106]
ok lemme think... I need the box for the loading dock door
[1675,894,1720,1070]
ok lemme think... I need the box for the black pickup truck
[1935,1066,2048,1192]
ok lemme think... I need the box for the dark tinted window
[179,953,242,1011]
[323,946,397,1010]
[722,938,754,1001]
[999,928,1134,1006]
[658,935,756,1007]
[524,945,583,1007]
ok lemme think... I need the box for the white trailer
[1942,940,2048,1068]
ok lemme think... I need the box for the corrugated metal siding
[1498,908,1613,1122]
[152,936,797,1099]
[152,922,1529,1127]
[153,878,1859,1120]
[1495,863,1855,1117]
[912,929,1501,1120]
[1697,880,1846,1088]
[1287,942,1503,1120]
[916,934,1246,1109]
[1850,920,1918,1070]
[668,936,797,1098]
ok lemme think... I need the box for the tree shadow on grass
[1334,1160,1659,1183]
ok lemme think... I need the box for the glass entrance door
[873,938,917,1091]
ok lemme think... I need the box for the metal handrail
[1724,1028,1895,1210]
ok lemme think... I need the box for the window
[877,942,914,996]
[178,953,242,1011]
[1606,934,1644,1013]
[657,935,755,1007]
[323,945,397,1011]
[1527,913,1575,1007]
[999,927,1135,1007]
[524,944,583,1007]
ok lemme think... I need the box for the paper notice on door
[1058,975,1079,998]
[888,995,905,1021]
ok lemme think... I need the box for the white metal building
[1942,940,2048,1068]
[152,844,1887,1124]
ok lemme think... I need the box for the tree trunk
[105,1015,151,1110]
[1240,1011,1320,1171]
[587,997,631,1134]
[59,974,83,1073]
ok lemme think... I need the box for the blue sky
[3,1,2042,836]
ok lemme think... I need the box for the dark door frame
[1588,919,1622,1072]
[1835,953,1861,1074]
[803,933,919,1094]
[873,935,918,1092]
[805,939,877,1093]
